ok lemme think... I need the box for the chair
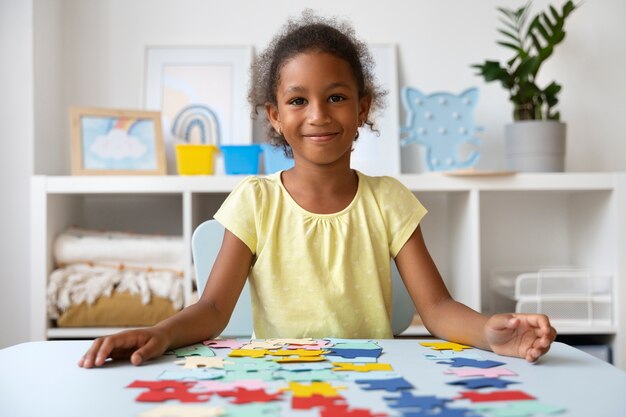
[191,219,416,337]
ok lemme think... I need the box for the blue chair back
[191,219,415,337]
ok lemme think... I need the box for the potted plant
[472,1,578,172]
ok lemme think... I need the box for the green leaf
[497,41,524,53]
[498,29,520,44]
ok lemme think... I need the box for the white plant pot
[505,121,566,172]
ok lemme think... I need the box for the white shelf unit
[30,173,626,369]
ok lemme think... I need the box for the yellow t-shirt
[213,170,427,339]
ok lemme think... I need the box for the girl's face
[266,51,371,169]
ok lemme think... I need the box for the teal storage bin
[261,144,294,173]
[220,145,262,175]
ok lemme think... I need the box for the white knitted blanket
[46,263,184,319]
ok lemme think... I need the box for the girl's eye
[329,95,345,103]
[289,98,306,106]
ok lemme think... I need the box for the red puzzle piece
[320,404,387,417]
[128,379,211,403]
[217,387,283,404]
[457,390,535,402]
[291,395,347,410]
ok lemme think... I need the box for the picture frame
[144,46,253,173]
[70,107,166,175]
[351,44,401,176]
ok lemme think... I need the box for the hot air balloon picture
[70,107,166,175]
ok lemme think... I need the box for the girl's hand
[484,313,557,362]
[78,327,171,368]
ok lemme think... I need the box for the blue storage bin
[261,144,294,173]
[220,145,262,175]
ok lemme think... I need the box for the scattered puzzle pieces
[127,380,211,403]
[190,380,268,393]
[420,341,472,351]
[217,387,283,404]
[327,348,382,359]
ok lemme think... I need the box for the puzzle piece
[191,380,267,393]
[286,340,332,350]
[137,404,224,417]
[267,338,316,345]
[127,380,212,403]
[327,348,382,359]
[273,356,327,363]
[355,377,413,392]
[383,392,451,409]
[332,363,393,372]
[436,357,505,368]
[224,357,281,372]
[203,339,245,350]
[265,348,328,357]
[159,369,225,381]
[222,403,281,417]
[283,381,347,397]
[420,342,472,352]
[273,369,346,382]
[175,357,232,369]
[277,361,333,371]
[240,340,283,350]
[320,404,388,417]
[166,344,216,358]
[229,349,268,358]
[218,387,283,404]
[447,377,519,390]
[325,355,377,363]
[400,407,482,417]
[445,367,517,378]
[292,394,347,410]
[475,400,566,417]
[220,370,276,382]
[457,390,535,403]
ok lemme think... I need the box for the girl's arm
[394,225,555,362]
[78,229,252,367]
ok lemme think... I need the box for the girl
[79,11,555,368]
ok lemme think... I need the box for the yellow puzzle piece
[282,381,346,397]
[331,363,393,372]
[273,356,327,363]
[265,349,328,357]
[228,349,268,358]
[420,341,472,351]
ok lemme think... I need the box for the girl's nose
[307,101,331,125]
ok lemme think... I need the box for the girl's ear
[358,95,372,126]
[265,102,281,132]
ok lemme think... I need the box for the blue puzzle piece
[401,408,483,417]
[436,357,505,368]
[384,392,452,409]
[355,377,413,392]
[447,377,519,390]
[328,348,382,359]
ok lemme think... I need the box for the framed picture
[144,46,253,173]
[351,44,401,176]
[70,107,166,175]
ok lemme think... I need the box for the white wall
[0,0,33,348]
[1,0,625,346]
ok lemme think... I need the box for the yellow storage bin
[175,144,218,175]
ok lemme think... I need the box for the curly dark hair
[248,9,387,157]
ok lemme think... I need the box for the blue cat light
[400,87,482,171]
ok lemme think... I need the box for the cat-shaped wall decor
[401,87,481,171]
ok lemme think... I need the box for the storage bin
[261,144,294,173]
[175,144,218,175]
[220,145,262,175]
[490,267,614,327]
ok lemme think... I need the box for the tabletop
[1,339,625,417]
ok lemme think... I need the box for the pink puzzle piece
[190,380,268,393]
[445,367,518,378]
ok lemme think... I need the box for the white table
[1,340,625,416]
